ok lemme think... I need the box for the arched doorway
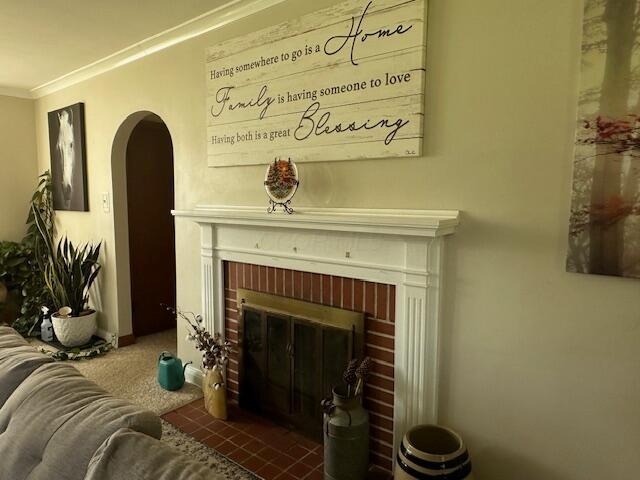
[126,115,176,336]
[111,112,176,343]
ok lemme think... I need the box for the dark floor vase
[323,386,369,480]
[396,425,474,480]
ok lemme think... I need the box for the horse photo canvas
[47,103,88,211]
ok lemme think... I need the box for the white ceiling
[0,0,230,91]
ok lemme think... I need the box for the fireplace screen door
[237,289,364,440]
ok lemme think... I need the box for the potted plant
[0,171,55,335]
[166,306,232,419]
[32,204,102,347]
[44,238,102,347]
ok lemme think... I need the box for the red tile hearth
[163,399,323,479]
[162,399,392,480]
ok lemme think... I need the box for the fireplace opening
[237,288,364,440]
[225,261,397,471]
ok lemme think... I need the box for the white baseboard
[96,328,116,344]
[185,364,203,389]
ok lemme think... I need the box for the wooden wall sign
[206,0,427,167]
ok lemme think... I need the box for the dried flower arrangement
[343,356,373,398]
[164,306,233,371]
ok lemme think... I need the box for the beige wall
[32,1,640,478]
[0,95,37,241]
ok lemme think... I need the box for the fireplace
[173,205,459,472]
[225,262,396,468]
[235,288,364,440]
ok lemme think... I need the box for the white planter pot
[51,311,98,347]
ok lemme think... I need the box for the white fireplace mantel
[172,205,460,456]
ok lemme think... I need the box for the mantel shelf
[172,205,460,237]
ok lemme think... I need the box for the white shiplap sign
[206,0,427,167]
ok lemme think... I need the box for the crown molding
[29,0,287,99]
[0,86,33,99]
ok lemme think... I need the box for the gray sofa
[0,326,219,480]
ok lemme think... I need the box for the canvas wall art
[205,0,427,167]
[47,103,88,211]
[567,0,640,278]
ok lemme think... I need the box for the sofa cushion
[84,428,222,480]
[0,345,53,407]
[0,362,162,480]
[0,326,29,349]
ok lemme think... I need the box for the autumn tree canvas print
[568,0,640,278]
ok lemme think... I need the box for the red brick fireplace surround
[223,261,396,471]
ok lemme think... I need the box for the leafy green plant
[43,238,102,315]
[25,171,56,275]
[32,201,102,315]
[0,241,30,326]
[0,172,55,334]
[0,242,30,289]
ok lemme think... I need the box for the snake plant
[32,204,102,316]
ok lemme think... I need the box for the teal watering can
[157,352,191,391]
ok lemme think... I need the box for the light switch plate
[101,192,111,213]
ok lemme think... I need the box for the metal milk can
[323,385,370,480]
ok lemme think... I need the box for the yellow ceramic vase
[203,366,228,420]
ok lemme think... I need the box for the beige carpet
[35,329,203,415]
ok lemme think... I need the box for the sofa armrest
[0,345,53,407]
[0,326,29,349]
[85,428,222,480]
[0,363,162,480]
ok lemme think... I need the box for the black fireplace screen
[237,289,364,440]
